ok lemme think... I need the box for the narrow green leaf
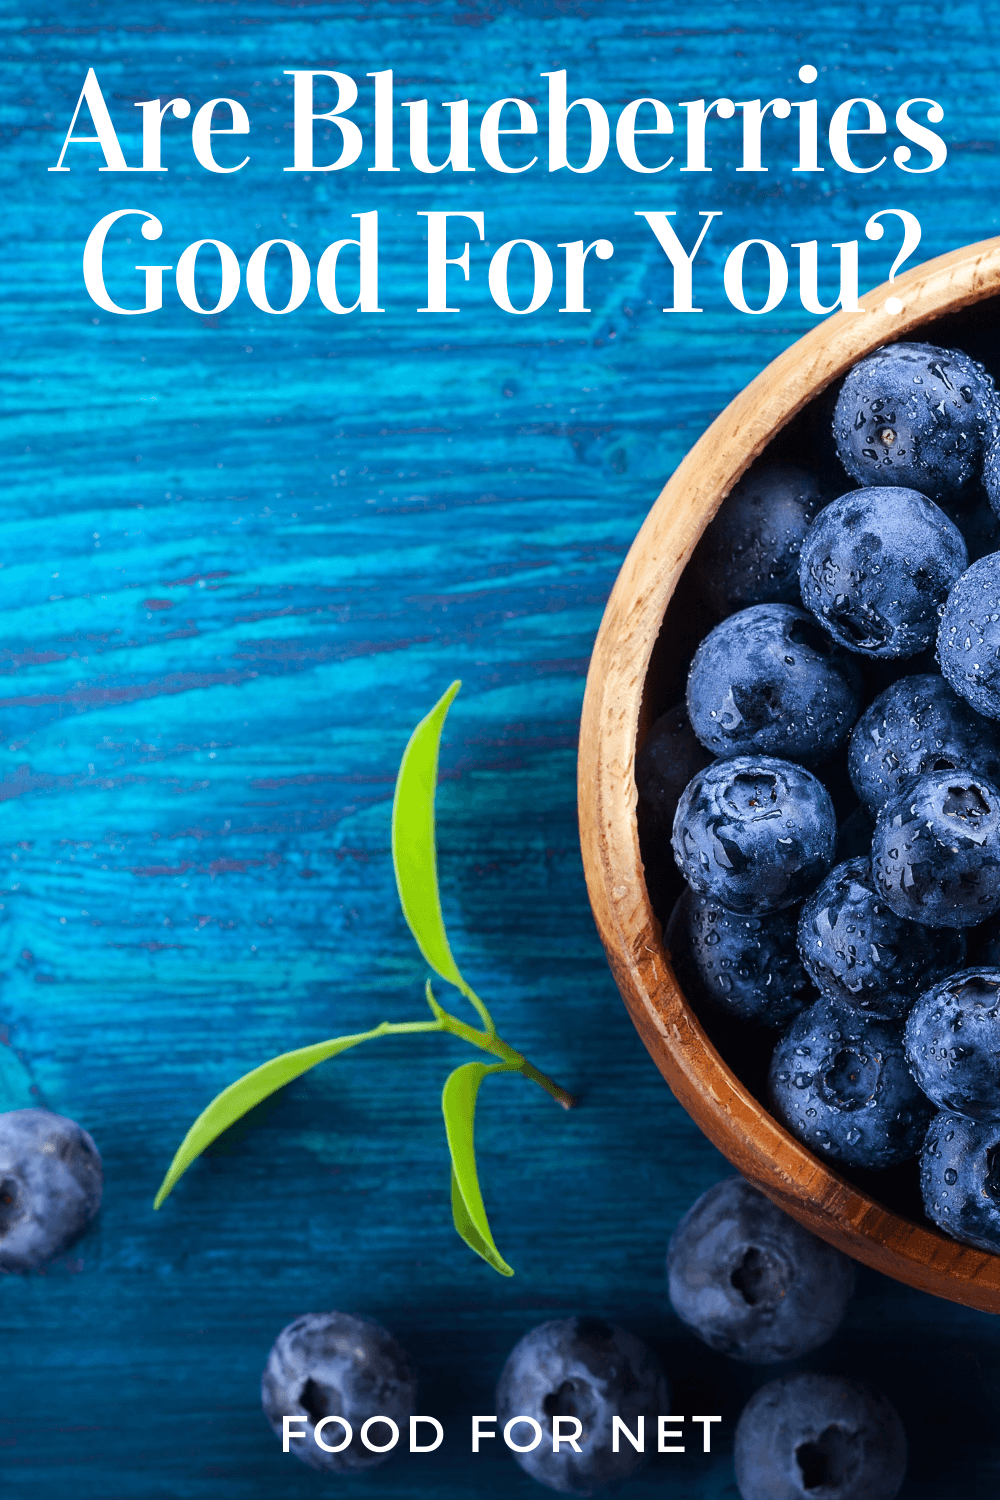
[154,1030,379,1209]
[392,680,467,992]
[442,1060,514,1277]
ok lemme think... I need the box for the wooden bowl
[578,236,1000,1313]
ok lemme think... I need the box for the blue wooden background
[3,2,1000,1496]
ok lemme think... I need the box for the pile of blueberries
[638,338,1000,1256]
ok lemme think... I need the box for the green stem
[437,1009,576,1110]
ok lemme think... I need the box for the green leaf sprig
[153,680,575,1276]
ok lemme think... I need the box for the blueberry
[686,605,863,765]
[667,1176,855,1363]
[798,486,967,658]
[938,551,1000,719]
[672,757,837,916]
[734,1373,907,1500]
[674,886,814,1026]
[692,462,825,617]
[920,1110,1000,1251]
[634,703,712,833]
[495,1317,668,1495]
[769,996,933,1169]
[797,857,966,1020]
[848,672,1000,817]
[904,968,1000,1120]
[870,770,1000,928]
[833,339,999,504]
[261,1311,416,1474]
[0,1108,102,1272]
[984,432,1000,519]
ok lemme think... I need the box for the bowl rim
[578,233,1000,1312]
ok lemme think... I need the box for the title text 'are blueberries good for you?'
[280,1413,723,1456]
[53,65,945,319]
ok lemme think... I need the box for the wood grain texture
[5,2,1000,1497]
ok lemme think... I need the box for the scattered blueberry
[832,339,999,504]
[261,1311,416,1474]
[848,673,1000,817]
[938,551,1000,719]
[0,1108,102,1273]
[667,1176,855,1363]
[769,996,933,1169]
[686,604,863,764]
[920,1110,1000,1252]
[676,886,814,1026]
[734,1373,907,1500]
[870,769,1000,928]
[905,968,1000,1121]
[495,1317,668,1495]
[672,756,837,915]
[634,703,712,833]
[693,462,826,617]
[798,486,967,658]
[797,857,966,1019]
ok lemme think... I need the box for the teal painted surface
[2,2,1000,1495]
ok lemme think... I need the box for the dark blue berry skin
[904,968,1000,1121]
[495,1318,668,1495]
[870,770,1000,928]
[920,1110,1000,1252]
[848,673,1000,817]
[667,1176,855,1364]
[686,605,863,765]
[833,340,999,505]
[797,858,966,1019]
[693,462,826,618]
[261,1311,416,1474]
[984,433,1000,519]
[673,887,814,1026]
[798,486,967,659]
[938,552,1000,719]
[0,1109,102,1273]
[672,757,837,916]
[635,703,712,834]
[769,996,933,1170]
[735,1374,907,1500]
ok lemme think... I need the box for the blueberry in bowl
[904,968,1000,1120]
[920,1110,1000,1252]
[797,485,967,658]
[669,887,814,1027]
[938,550,1000,719]
[689,460,826,618]
[734,1373,907,1500]
[686,603,863,764]
[870,769,1000,928]
[667,1176,855,1363]
[769,996,933,1170]
[797,857,966,1019]
[671,756,837,916]
[832,339,999,504]
[495,1317,667,1495]
[0,1108,103,1273]
[634,702,712,834]
[848,672,1000,817]
[261,1311,416,1473]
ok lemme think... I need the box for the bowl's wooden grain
[578,235,1000,1312]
